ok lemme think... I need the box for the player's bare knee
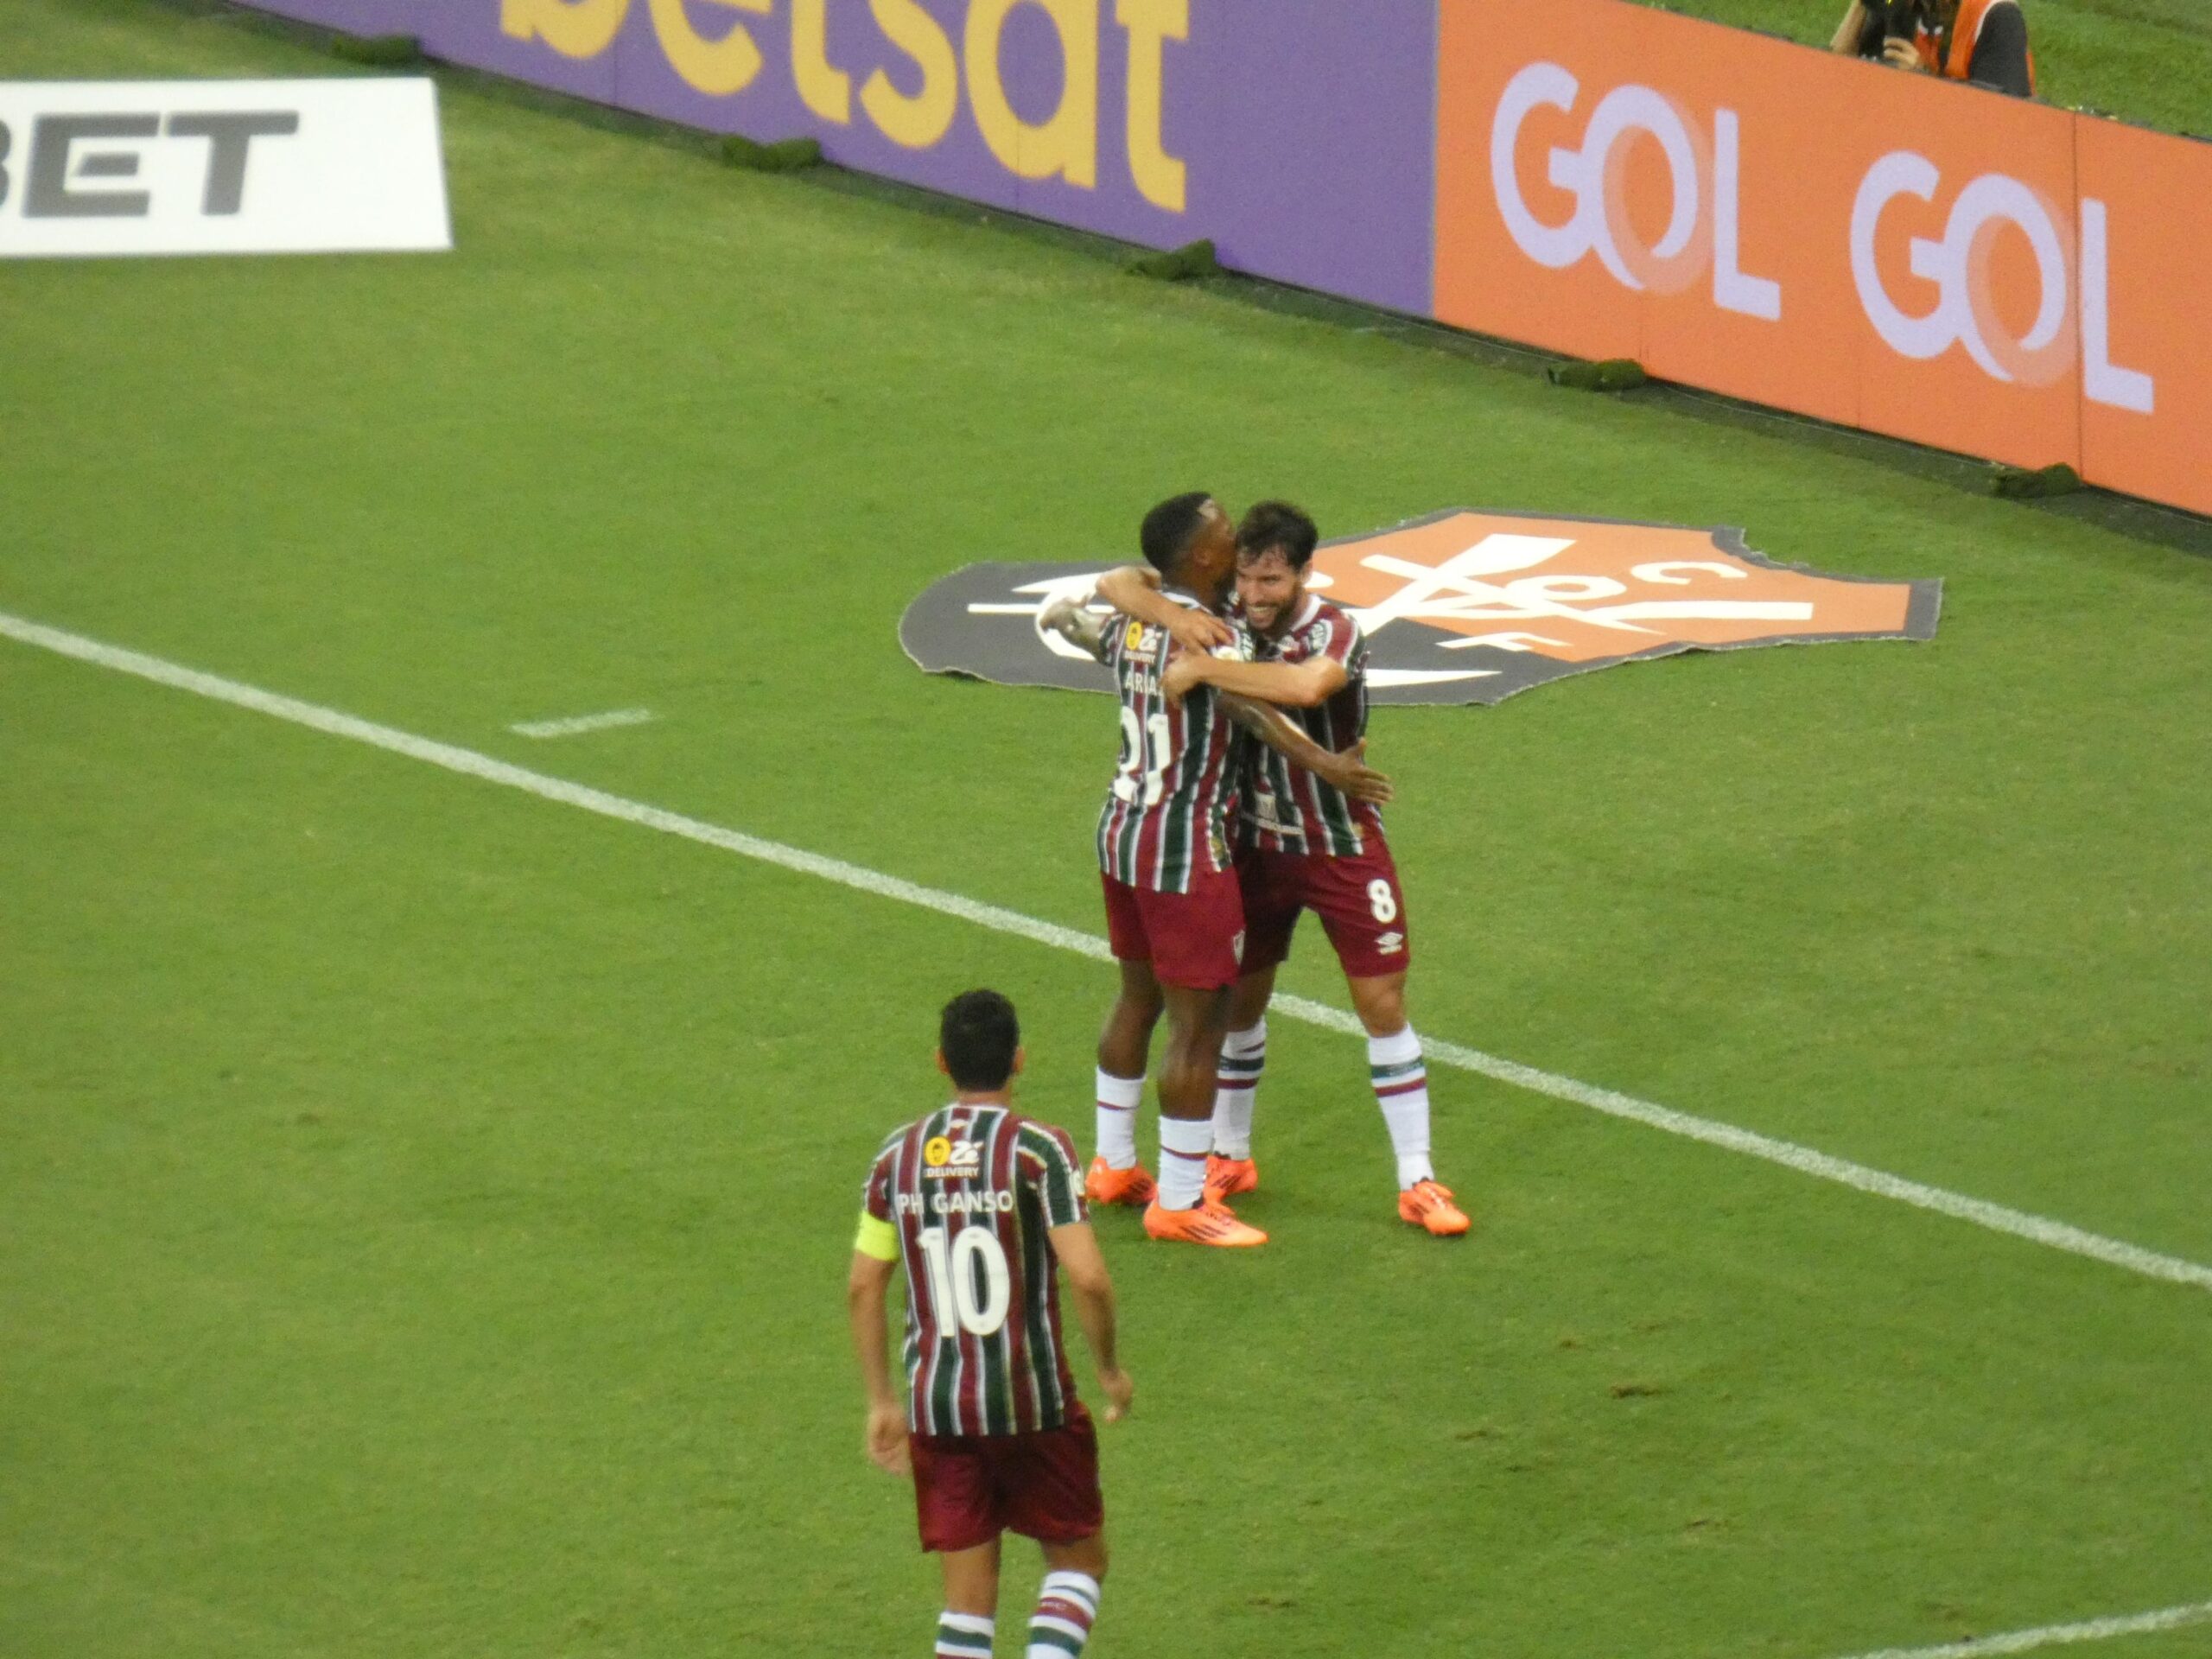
[1156,1052,1208,1116]
[1226,970,1274,1032]
[1124,988,1166,1028]
[1349,974,1408,1037]
[939,1541,1002,1613]
[1046,1529,1108,1580]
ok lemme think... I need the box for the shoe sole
[1146,1227,1268,1247]
[1087,1184,1155,1208]
[1401,1212,1471,1236]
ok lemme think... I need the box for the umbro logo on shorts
[899,510,1939,706]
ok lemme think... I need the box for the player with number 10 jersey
[849,991,1130,1659]
[861,1099,1091,1440]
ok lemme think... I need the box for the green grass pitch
[3,2,2209,1656]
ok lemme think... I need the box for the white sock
[936,1610,995,1659]
[1094,1069,1142,1169]
[1211,1019,1267,1159]
[1156,1116,1213,1210]
[1368,1025,1434,1188]
[1029,1569,1101,1657]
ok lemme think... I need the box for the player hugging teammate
[1082,498,1469,1240]
[1041,494,1396,1247]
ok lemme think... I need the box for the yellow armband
[853,1210,899,1262]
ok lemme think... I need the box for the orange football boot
[1398,1179,1471,1236]
[1143,1198,1268,1247]
[1084,1157,1156,1208]
[1204,1154,1259,1203]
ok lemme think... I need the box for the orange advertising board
[1435,0,2208,515]
[2074,115,2212,517]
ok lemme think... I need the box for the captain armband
[854,1210,899,1262]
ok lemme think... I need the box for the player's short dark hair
[940,988,1020,1090]
[1237,500,1319,570]
[1139,492,1217,575]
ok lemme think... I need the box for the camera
[1859,0,1924,54]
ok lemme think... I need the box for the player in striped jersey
[1160,502,1470,1236]
[1042,493,1392,1248]
[849,989,1131,1659]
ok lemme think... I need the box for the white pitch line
[509,707,657,739]
[1829,1598,2212,1659]
[5,606,2210,1296]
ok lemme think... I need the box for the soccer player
[849,988,1134,1659]
[1155,501,1470,1236]
[1040,493,1391,1248]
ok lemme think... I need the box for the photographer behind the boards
[1831,0,2034,99]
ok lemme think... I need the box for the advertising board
[226,1,2207,514]
[0,77,449,256]
[1434,0,2207,513]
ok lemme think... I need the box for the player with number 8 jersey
[1157,501,1471,1239]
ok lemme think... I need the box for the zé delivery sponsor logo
[922,1135,983,1180]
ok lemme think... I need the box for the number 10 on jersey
[915,1224,1012,1338]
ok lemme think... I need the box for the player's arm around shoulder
[1162,652,1344,709]
[1217,691,1393,805]
[1095,564,1235,654]
[1047,1219,1134,1422]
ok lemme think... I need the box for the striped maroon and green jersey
[861,1103,1089,1437]
[1095,593,1251,893]
[1239,595,1381,858]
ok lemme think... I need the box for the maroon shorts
[1236,839,1412,981]
[909,1406,1104,1554]
[1100,867,1243,990]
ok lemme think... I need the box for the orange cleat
[1143,1198,1268,1247]
[1085,1157,1156,1208]
[1398,1179,1471,1237]
[1204,1154,1259,1203]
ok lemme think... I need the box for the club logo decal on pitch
[899,510,1940,705]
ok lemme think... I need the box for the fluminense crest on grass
[900,509,1941,705]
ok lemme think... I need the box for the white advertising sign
[0,78,450,257]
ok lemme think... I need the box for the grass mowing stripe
[8,603,2210,1299]
[1829,1598,2212,1659]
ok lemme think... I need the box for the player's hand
[1881,36,1925,69]
[1160,654,1208,706]
[1324,740,1394,805]
[1096,1367,1135,1423]
[1163,607,1235,654]
[865,1402,911,1475]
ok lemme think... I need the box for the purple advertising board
[239,0,1437,315]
